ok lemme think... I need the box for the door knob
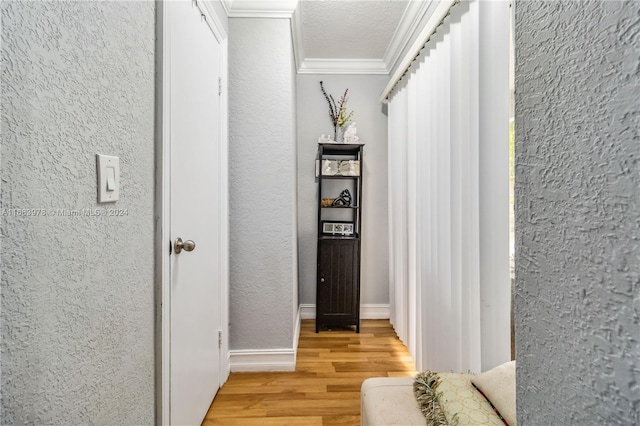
[320,277,325,283]
[174,237,196,254]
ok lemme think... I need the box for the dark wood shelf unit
[316,143,364,333]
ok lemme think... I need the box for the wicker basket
[321,198,335,207]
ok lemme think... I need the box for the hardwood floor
[203,319,416,426]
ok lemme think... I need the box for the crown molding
[222,0,298,18]
[291,9,386,75]
[383,0,433,73]
[201,0,228,41]
[298,58,388,75]
[291,5,305,71]
[221,0,231,15]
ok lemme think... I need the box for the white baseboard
[361,304,391,319]
[229,348,296,372]
[229,306,302,373]
[300,303,315,319]
[300,303,390,320]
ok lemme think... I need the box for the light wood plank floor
[203,319,416,426]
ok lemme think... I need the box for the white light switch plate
[96,154,119,203]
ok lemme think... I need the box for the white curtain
[388,0,511,373]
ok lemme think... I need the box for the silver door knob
[320,277,325,283]
[174,237,196,254]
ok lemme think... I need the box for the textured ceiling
[300,0,409,60]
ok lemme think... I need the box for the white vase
[335,125,346,143]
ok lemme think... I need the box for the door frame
[155,1,229,424]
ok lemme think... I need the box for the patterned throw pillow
[414,371,506,425]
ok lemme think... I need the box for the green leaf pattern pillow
[414,371,506,425]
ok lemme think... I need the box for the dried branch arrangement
[320,81,354,136]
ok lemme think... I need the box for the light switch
[96,154,120,203]
[106,167,116,191]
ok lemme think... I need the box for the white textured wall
[228,18,297,350]
[515,1,640,424]
[296,75,389,306]
[1,2,155,424]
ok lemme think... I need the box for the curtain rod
[379,0,460,104]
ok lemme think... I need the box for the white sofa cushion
[470,361,516,425]
[361,377,426,425]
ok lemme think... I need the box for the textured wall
[300,1,407,59]
[514,1,640,424]
[228,18,297,350]
[1,2,156,424]
[296,75,389,306]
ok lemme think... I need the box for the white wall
[228,18,298,351]
[296,75,389,308]
[1,2,155,423]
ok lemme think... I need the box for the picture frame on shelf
[322,221,355,236]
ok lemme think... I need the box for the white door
[168,2,221,425]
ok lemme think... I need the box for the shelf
[319,234,360,241]
[318,143,364,156]
[321,205,359,209]
[320,174,360,179]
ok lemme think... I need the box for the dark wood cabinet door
[316,239,360,332]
